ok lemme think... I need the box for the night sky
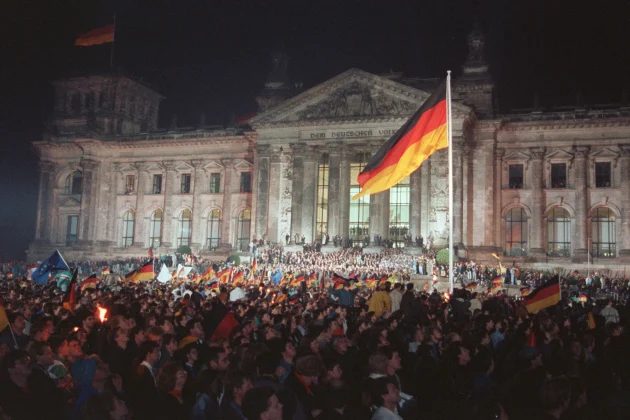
[0,0,626,261]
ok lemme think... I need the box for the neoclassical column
[133,161,147,247]
[493,148,504,248]
[369,190,390,239]
[420,158,431,238]
[190,159,204,250]
[618,144,630,258]
[79,158,99,244]
[161,160,176,248]
[254,145,272,242]
[290,144,307,242]
[452,137,465,248]
[106,162,121,245]
[529,147,546,257]
[326,143,342,238]
[409,167,422,241]
[301,147,318,243]
[338,146,351,238]
[221,158,234,249]
[36,161,56,242]
[572,146,589,261]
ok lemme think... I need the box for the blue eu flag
[271,269,283,285]
[31,250,70,285]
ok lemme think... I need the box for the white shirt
[141,361,156,384]
[372,406,403,420]
[230,287,246,302]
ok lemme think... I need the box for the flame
[73,326,79,332]
[97,306,108,323]
[443,292,450,302]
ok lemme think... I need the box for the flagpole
[447,71,454,294]
[110,14,116,69]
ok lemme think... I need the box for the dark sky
[0,0,627,261]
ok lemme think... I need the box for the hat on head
[296,355,324,377]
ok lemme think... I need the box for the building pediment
[233,159,254,170]
[545,149,574,160]
[250,68,471,128]
[58,195,81,207]
[502,150,531,161]
[589,147,620,159]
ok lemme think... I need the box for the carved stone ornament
[297,81,418,120]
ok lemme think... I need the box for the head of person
[540,376,571,416]
[29,341,55,368]
[208,346,230,371]
[83,392,128,420]
[140,340,160,366]
[157,361,188,393]
[3,350,32,380]
[242,386,283,420]
[186,319,205,340]
[225,369,253,404]
[369,376,400,408]
[295,355,324,386]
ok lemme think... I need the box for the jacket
[368,291,392,318]
[389,289,403,312]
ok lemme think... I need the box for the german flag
[334,282,344,290]
[491,276,503,285]
[75,24,115,46]
[423,281,429,292]
[524,276,561,313]
[233,271,244,286]
[379,275,389,286]
[366,278,377,289]
[101,267,111,275]
[353,81,447,199]
[465,282,478,290]
[520,287,531,297]
[488,283,502,295]
[125,261,154,283]
[202,267,216,281]
[63,269,78,311]
[0,303,10,332]
[80,274,98,292]
[251,259,257,274]
[218,268,232,283]
[292,273,305,286]
[209,281,219,292]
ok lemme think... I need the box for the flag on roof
[353,81,447,199]
[75,24,115,46]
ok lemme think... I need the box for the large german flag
[75,24,115,47]
[524,276,561,313]
[353,81,447,199]
[125,261,154,283]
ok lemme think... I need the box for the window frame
[547,208,571,257]
[508,164,524,189]
[236,209,251,251]
[239,172,252,193]
[177,209,192,247]
[66,215,79,245]
[149,209,162,248]
[122,210,135,248]
[209,173,221,194]
[180,173,191,194]
[505,207,528,256]
[316,159,329,241]
[594,161,612,188]
[152,174,162,194]
[550,163,567,189]
[591,207,616,258]
[206,209,222,249]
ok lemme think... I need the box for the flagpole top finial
[447,70,451,75]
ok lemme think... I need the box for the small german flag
[233,271,244,286]
[354,81,447,199]
[80,274,98,292]
[520,287,531,297]
[488,283,502,295]
[465,282,478,290]
[423,281,429,292]
[218,268,232,283]
[524,276,561,313]
[101,267,111,275]
[75,24,115,47]
[491,276,503,285]
[366,279,377,289]
[334,282,344,290]
[578,294,588,303]
[63,269,79,311]
[202,267,216,281]
[292,274,305,287]
[209,281,219,292]
[251,259,258,274]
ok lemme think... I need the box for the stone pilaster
[452,137,465,249]
[529,147,546,257]
[79,158,99,244]
[133,161,147,247]
[290,144,307,243]
[190,159,204,250]
[420,159,431,238]
[493,148,504,248]
[106,163,121,245]
[301,148,318,243]
[220,159,234,249]
[254,145,271,242]
[338,146,351,238]
[161,160,176,248]
[326,143,342,238]
[572,146,589,262]
[409,167,422,241]
[618,145,630,260]
[36,161,56,242]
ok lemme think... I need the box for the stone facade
[29,34,630,266]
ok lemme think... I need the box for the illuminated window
[316,157,329,241]
[149,210,162,247]
[236,209,251,251]
[349,153,370,241]
[152,174,162,194]
[591,208,616,258]
[177,209,192,247]
[505,208,527,256]
[389,176,410,246]
[207,209,222,249]
[125,175,135,194]
[547,208,570,257]
[122,210,135,248]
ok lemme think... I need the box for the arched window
[236,209,251,251]
[122,210,135,248]
[65,171,83,194]
[547,208,571,257]
[149,209,162,248]
[591,208,616,258]
[505,208,528,256]
[206,209,222,249]
[177,209,192,248]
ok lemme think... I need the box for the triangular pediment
[146,162,163,172]
[119,163,135,173]
[250,68,470,127]
[545,149,574,160]
[503,150,531,161]
[203,160,224,172]
[175,162,194,173]
[233,159,254,170]
[58,195,81,207]
[589,147,620,159]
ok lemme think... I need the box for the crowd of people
[0,246,630,420]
